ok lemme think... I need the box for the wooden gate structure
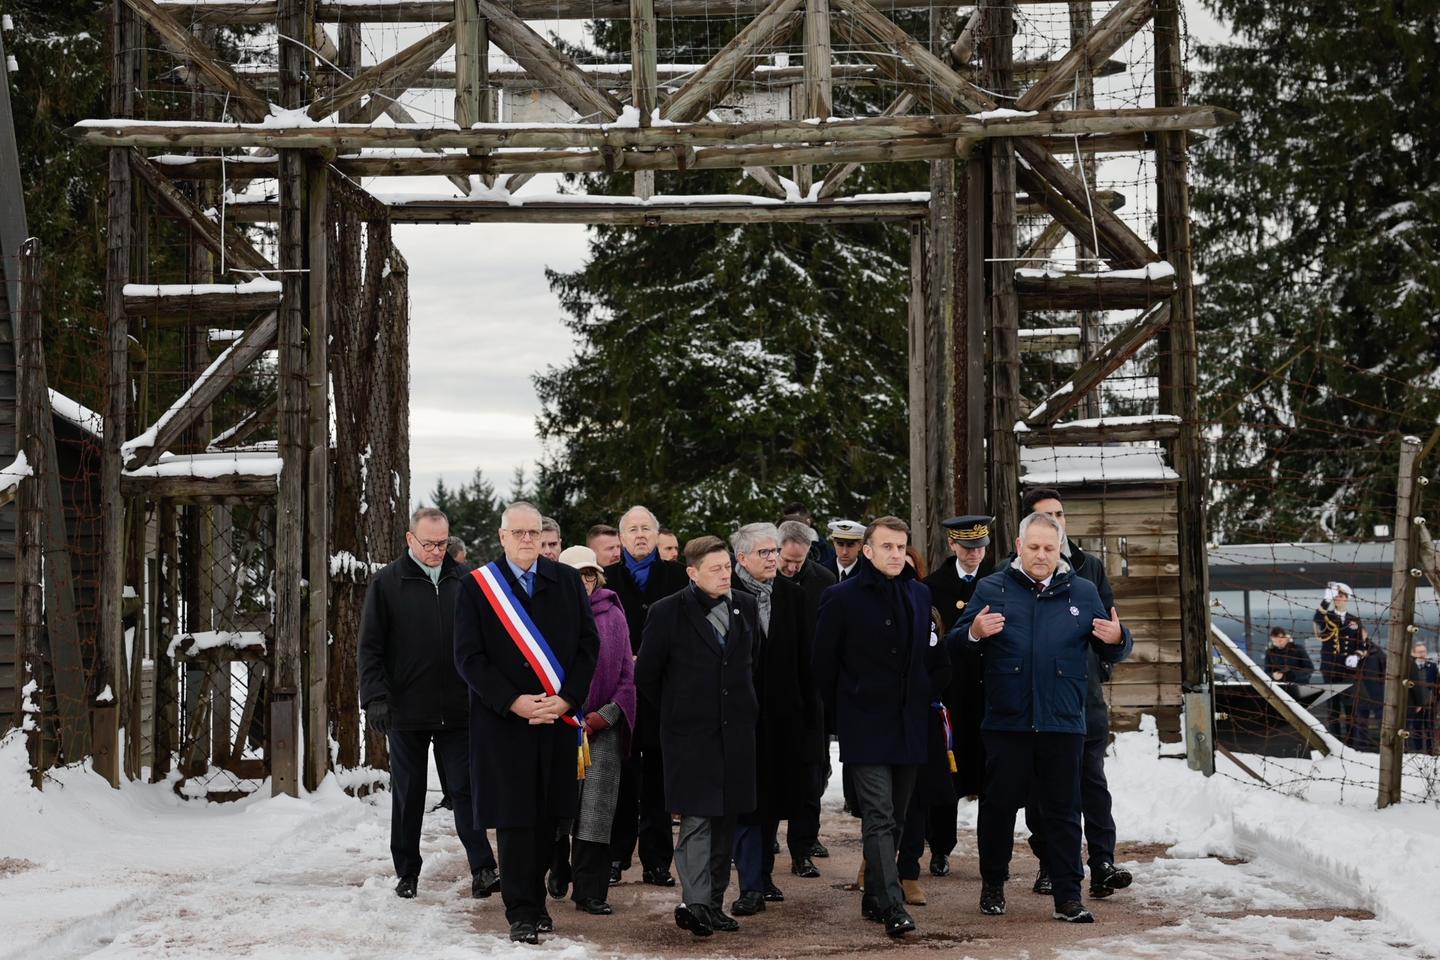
[52,0,1230,793]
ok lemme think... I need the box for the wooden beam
[1014,270,1174,310]
[1024,300,1172,429]
[1014,142,1157,268]
[631,0,659,124]
[476,0,622,121]
[987,0,1021,552]
[129,150,273,273]
[325,196,931,224]
[817,92,913,200]
[661,0,806,122]
[124,0,270,122]
[454,0,493,188]
[1017,416,1181,446]
[70,105,1235,150]
[123,288,283,320]
[795,0,833,196]
[303,157,329,792]
[123,312,280,467]
[1210,624,1334,756]
[119,472,280,499]
[312,22,456,122]
[1015,0,1154,111]
[832,0,997,115]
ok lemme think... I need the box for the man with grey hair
[728,523,824,914]
[359,507,498,901]
[539,516,563,562]
[955,510,1131,924]
[606,505,690,886]
[454,500,599,943]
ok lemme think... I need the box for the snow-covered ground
[1,721,1436,959]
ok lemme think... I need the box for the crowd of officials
[357,488,1138,944]
[1263,587,1439,754]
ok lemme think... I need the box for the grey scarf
[704,593,732,646]
[736,566,773,634]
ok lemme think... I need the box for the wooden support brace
[476,0,622,121]
[1015,0,1154,110]
[1024,299,1171,428]
[817,92,912,199]
[308,22,456,121]
[129,150,273,273]
[661,0,806,122]
[124,0,271,122]
[630,0,659,124]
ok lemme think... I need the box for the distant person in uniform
[1264,627,1314,687]
[1314,582,1362,740]
[822,519,866,582]
[1349,627,1387,752]
[955,511,1131,924]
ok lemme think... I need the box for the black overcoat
[606,555,690,753]
[734,574,825,822]
[357,552,470,731]
[924,557,987,633]
[935,567,986,795]
[453,557,599,829]
[912,617,956,806]
[812,562,933,766]
[634,586,759,817]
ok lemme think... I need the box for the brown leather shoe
[901,878,927,906]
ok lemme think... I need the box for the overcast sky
[390,7,1232,506]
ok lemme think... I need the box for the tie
[962,574,974,583]
[522,571,536,597]
[1032,578,1045,594]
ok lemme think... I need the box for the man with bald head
[606,505,691,885]
[454,501,599,943]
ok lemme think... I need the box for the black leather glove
[366,699,391,737]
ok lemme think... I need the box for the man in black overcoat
[635,535,760,938]
[453,501,599,944]
[813,516,933,938]
[358,507,497,900]
[925,514,992,877]
[729,522,824,916]
[605,505,690,886]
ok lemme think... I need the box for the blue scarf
[624,548,658,590]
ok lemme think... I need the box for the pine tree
[427,470,504,563]
[535,16,928,536]
[1192,0,1440,542]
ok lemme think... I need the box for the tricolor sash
[933,701,958,774]
[472,562,590,779]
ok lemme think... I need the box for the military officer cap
[942,514,992,547]
[827,519,866,541]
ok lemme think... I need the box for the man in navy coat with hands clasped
[953,511,1131,924]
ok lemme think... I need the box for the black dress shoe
[674,904,713,937]
[642,867,676,887]
[884,906,917,937]
[1053,900,1095,923]
[575,897,613,915]
[704,904,740,932]
[731,890,766,916]
[810,841,830,858]
[979,883,1006,915]
[928,853,950,877]
[546,870,568,900]
[1032,868,1052,895]
[472,866,500,898]
[509,921,538,944]
[1092,861,1133,891]
[762,880,785,902]
[861,899,884,923]
[536,914,554,934]
[608,862,623,886]
[395,877,417,899]
[791,857,820,878]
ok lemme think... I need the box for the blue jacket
[951,560,1131,735]
[813,560,934,765]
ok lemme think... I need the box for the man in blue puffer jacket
[951,512,1132,924]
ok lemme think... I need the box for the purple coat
[588,587,637,747]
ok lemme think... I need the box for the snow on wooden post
[1379,436,1423,808]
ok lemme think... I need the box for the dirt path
[460,814,1325,959]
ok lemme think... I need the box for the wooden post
[1154,0,1213,775]
[986,1,1021,551]
[1068,0,1102,419]
[907,223,930,560]
[454,0,493,187]
[955,154,987,515]
[1379,436,1422,807]
[272,0,312,798]
[794,0,832,196]
[303,156,330,792]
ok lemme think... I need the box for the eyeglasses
[412,537,448,552]
[755,547,781,559]
[504,528,542,541]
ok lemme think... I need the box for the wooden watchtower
[54,0,1227,791]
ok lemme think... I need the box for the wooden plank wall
[1063,482,1183,742]
[0,280,17,730]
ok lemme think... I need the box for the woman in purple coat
[550,545,637,915]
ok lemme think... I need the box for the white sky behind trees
[396,6,1230,506]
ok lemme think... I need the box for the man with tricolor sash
[454,501,600,945]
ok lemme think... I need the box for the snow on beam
[121,278,283,321]
[120,452,282,501]
[1015,414,1182,446]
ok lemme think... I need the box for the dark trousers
[386,728,495,880]
[733,819,779,892]
[571,837,611,904]
[1408,706,1437,754]
[1326,693,1354,741]
[638,747,676,871]
[978,731,1084,904]
[498,821,558,924]
[1026,736,1116,873]
[897,789,930,881]
[675,814,736,908]
[926,797,958,860]
[786,763,825,860]
[850,764,917,914]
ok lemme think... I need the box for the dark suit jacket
[635,586,760,817]
[604,555,691,655]
[453,557,599,829]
